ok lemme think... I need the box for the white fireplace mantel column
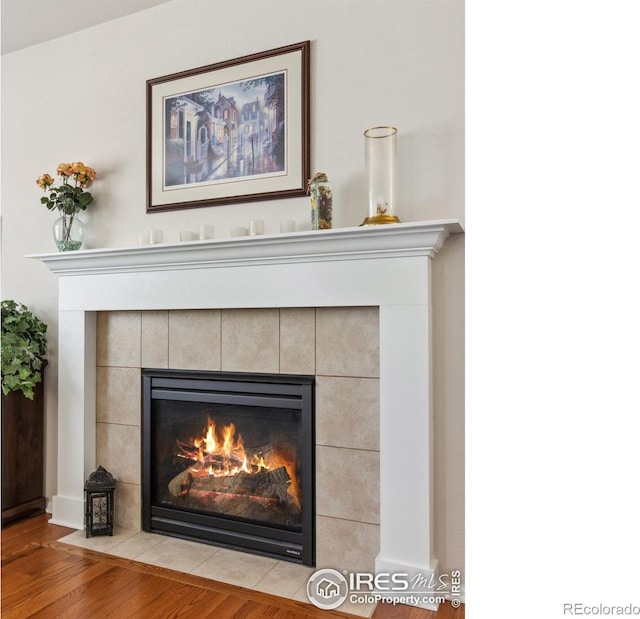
[30,219,462,608]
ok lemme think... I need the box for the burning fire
[175,417,299,506]
[185,418,271,478]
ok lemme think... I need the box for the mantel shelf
[28,219,463,276]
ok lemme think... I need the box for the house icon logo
[317,578,340,598]
[306,568,348,610]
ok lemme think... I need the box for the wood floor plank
[2,555,112,616]
[373,600,465,619]
[40,565,155,618]
[197,593,261,618]
[143,580,224,618]
[2,515,464,619]
[2,548,104,610]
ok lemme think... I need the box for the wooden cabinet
[1,378,46,526]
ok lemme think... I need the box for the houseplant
[1,299,48,525]
[1,300,47,399]
[37,161,96,251]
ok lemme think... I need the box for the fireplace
[142,369,315,565]
[32,220,463,611]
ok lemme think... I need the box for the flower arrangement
[37,162,96,250]
[37,162,96,213]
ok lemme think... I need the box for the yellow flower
[38,161,97,213]
[36,174,54,189]
[67,161,96,187]
[56,163,74,177]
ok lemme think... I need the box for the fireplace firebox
[142,369,315,565]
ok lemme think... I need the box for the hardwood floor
[2,515,464,618]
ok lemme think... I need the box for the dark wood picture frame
[146,41,310,213]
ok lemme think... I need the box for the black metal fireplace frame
[142,369,315,566]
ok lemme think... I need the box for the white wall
[1,0,464,578]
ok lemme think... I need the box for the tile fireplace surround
[31,219,463,611]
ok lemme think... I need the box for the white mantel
[30,219,463,607]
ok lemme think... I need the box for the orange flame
[179,417,300,506]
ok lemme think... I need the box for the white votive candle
[249,219,265,236]
[149,229,163,244]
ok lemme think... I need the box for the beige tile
[114,481,141,531]
[107,530,165,560]
[168,309,221,370]
[96,311,141,367]
[96,422,140,485]
[58,527,138,553]
[142,311,168,368]
[254,561,315,598]
[58,529,87,546]
[316,446,379,524]
[280,308,316,374]
[191,546,278,589]
[316,376,379,451]
[96,366,140,425]
[316,307,379,377]
[135,536,217,573]
[315,516,379,574]
[221,309,279,373]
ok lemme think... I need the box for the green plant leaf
[1,299,47,399]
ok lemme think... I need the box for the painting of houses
[164,72,285,188]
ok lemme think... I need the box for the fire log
[168,469,194,497]
[168,466,293,504]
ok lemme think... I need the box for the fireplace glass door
[142,369,315,565]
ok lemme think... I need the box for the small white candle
[149,229,163,244]
[249,219,265,236]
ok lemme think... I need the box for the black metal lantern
[84,465,115,537]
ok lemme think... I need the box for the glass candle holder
[361,126,401,225]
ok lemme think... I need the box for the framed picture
[147,41,310,212]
